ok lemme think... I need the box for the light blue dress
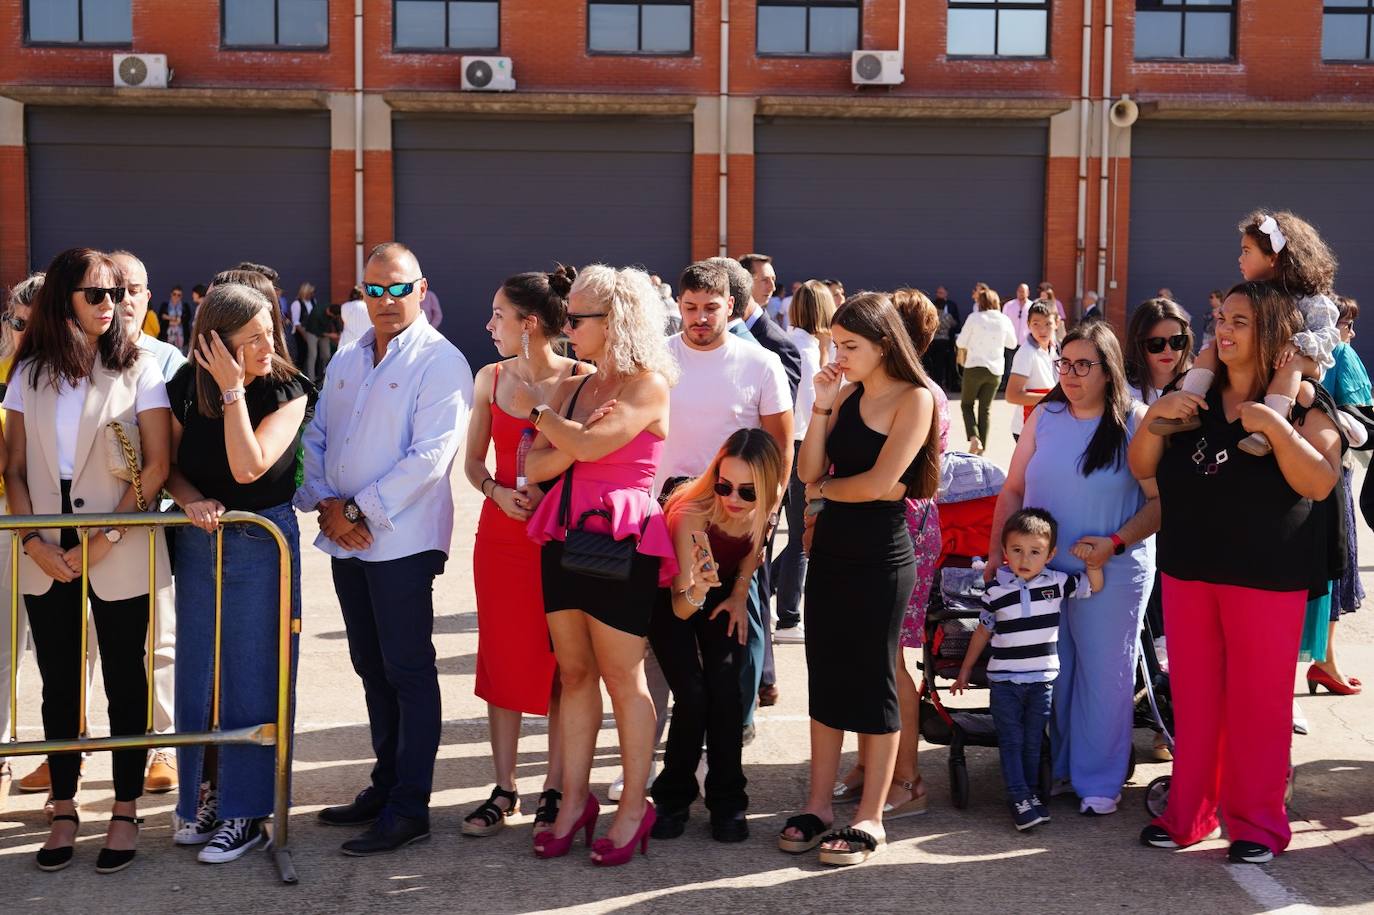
[1023,402,1155,801]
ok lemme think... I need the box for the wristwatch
[222,387,245,405]
[1110,533,1126,556]
[529,403,551,427]
[104,527,123,544]
[343,498,363,524]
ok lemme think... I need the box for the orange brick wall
[0,145,26,292]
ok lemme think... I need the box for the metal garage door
[393,117,692,364]
[28,108,330,304]
[755,119,1047,306]
[1128,123,1374,363]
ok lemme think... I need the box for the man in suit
[927,285,963,391]
[709,256,757,344]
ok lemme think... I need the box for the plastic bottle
[515,428,535,489]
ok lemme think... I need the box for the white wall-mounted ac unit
[113,53,170,89]
[851,50,903,87]
[461,56,515,92]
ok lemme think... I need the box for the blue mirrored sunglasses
[363,278,423,299]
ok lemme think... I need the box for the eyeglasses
[1142,334,1189,354]
[1053,358,1103,377]
[4,315,25,333]
[565,312,609,330]
[713,480,757,502]
[79,286,126,305]
[363,279,423,299]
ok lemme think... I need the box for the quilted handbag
[558,465,636,581]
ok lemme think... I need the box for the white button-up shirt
[294,314,473,562]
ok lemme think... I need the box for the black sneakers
[198,818,264,864]
[1011,798,1047,831]
[1228,840,1274,864]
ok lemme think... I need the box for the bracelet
[812,405,833,416]
[819,477,829,499]
[21,532,41,548]
[681,587,706,609]
[481,479,497,498]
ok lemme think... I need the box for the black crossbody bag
[557,377,641,581]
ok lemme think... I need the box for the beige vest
[16,358,172,600]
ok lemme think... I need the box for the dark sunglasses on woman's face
[714,480,757,502]
[4,315,25,332]
[80,286,126,305]
[363,279,422,299]
[1142,334,1189,354]
[1053,358,1103,377]
[565,312,609,330]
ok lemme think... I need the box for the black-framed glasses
[1053,358,1103,377]
[363,279,423,299]
[714,480,757,502]
[565,312,609,330]
[1142,334,1189,354]
[4,315,26,333]
[79,286,126,305]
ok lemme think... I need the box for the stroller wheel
[1145,775,1170,818]
[949,757,970,810]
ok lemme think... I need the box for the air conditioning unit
[113,53,170,89]
[461,56,515,92]
[851,49,903,87]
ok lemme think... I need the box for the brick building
[2,0,1373,363]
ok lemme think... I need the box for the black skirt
[804,500,915,734]
[541,540,661,638]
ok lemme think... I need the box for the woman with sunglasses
[1124,298,1194,406]
[650,429,782,843]
[4,248,173,873]
[985,322,1158,817]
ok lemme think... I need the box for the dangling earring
[521,330,531,360]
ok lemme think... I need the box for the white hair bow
[1258,215,1287,253]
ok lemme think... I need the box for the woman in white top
[1006,301,1060,442]
[955,287,1018,455]
[1123,297,1194,406]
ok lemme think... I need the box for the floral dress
[900,383,950,648]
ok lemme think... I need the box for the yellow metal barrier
[2,510,300,884]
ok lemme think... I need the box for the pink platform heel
[533,794,600,859]
[590,802,656,867]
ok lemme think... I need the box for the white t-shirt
[957,310,1020,375]
[1009,343,1058,435]
[1126,383,1164,406]
[4,356,171,479]
[658,333,791,487]
[339,299,370,350]
[786,326,822,440]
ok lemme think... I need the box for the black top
[168,363,317,511]
[1156,383,1334,597]
[827,384,921,494]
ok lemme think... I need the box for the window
[395,0,499,50]
[1135,1,1235,61]
[757,0,859,56]
[26,0,132,44]
[588,1,691,54]
[1324,0,1374,61]
[223,0,328,48]
[947,1,1050,57]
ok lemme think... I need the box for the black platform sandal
[36,813,80,872]
[95,814,142,874]
[777,813,831,855]
[461,785,520,837]
[532,788,562,834]
[817,826,885,867]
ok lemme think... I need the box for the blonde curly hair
[571,264,680,385]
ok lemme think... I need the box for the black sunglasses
[565,312,609,330]
[1142,334,1189,354]
[363,279,423,299]
[714,480,757,502]
[1053,358,1103,377]
[79,286,126,305]
[4,315,25,333]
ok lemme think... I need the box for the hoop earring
[521,330,531,360]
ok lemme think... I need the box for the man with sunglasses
[297,242,473,856]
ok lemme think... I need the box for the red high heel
[590,802,656,867]
[533,794,600,858]
[1306,664,1362,696]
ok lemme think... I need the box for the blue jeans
[989,679,1053,804]
[174,502,301,822]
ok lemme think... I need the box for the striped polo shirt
[980,568,1092,683]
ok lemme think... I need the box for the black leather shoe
[319,789,387,827]
[710,810,749,843]
[341,812,431,857]
[650,807,689,840]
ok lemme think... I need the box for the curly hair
[891,287,939,357]
[1239,210,1337,298]
[571,264,680,385]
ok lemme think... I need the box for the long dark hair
[17,247,139,389]
[1219,281,1303,401]
[211,268,294,373]
[1039,321,1133,476]
[832,292,941,499]
[1124,297,1194,404]
[190,283,300,418]
[502,263,576,338]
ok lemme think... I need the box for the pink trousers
[1154,575,1305,852]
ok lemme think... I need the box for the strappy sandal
[817,826,884,867]
[832,778,863,805]
[777,813,832,854]
[883,777,928,820]
[36,813,79,872]
[462,785,520,837]
[532,788,562,834]
[96,814,143,874]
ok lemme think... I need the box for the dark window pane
[757,6,807,53]
[278,0,328,46]
[947,8,996,55]
[83,0,132,42]
[641,3,690,52]
[1322,12,1369,59]
[451,1,498,48]
[1135,9,1181,57]
[589,3,638,51]
[997,9,1046,56]
[29,0,80,42]
[1182,12,1230,57]
[809,6,859,53]
[224,0,277,45]
[396,0,446,48]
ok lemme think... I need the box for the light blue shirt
[294,314,473,562]
[137,333,188,383]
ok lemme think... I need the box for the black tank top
[827,384,921,493]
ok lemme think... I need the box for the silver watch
[103,527,123,544]
[222,387,245,405]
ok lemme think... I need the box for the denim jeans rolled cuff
[174,502,302,822]
[989,679,1053,803]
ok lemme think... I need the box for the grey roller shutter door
[393,117,692,364]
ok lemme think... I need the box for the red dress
[472,365,557,715]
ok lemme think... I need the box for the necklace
[1191,434,1230,476]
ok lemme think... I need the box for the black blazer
[748,309,802,403]
[156,300,195,343]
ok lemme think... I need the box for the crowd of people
[0,206,1369,876]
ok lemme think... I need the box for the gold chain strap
[109,422,147,511]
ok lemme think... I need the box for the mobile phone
[690,530,716,573]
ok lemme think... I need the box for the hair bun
[547,263,577,298]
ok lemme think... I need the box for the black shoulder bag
[558,376,640,581]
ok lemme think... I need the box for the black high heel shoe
[36,813,80,872]
[95,814,142,874]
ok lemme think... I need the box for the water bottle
[515,428,535,489]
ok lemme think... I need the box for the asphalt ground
[2,398,1372,914]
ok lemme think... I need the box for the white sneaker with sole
[198,817,264,863]
[607,760,657,803]
[174,783,221,846]
[1079,795,1121,816]
[773,623,806,645]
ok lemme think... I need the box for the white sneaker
[773,623,806,645]
[173,782,221,846]
[607,760,657,803]
[197,817,264,863]
[1292,699,1309,736]
[1079,795,1121,816]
